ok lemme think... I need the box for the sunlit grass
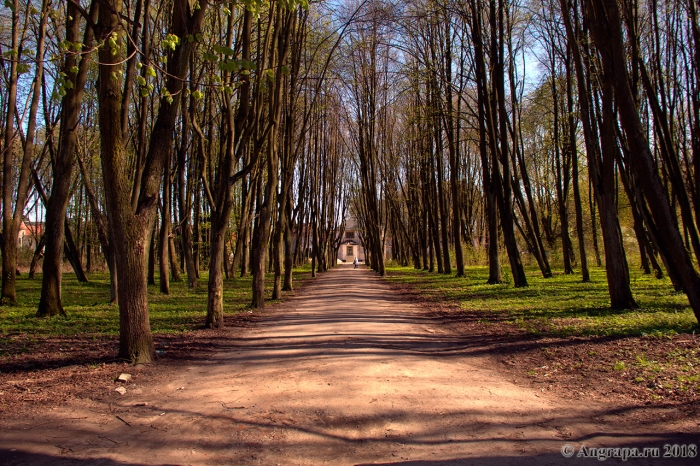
[0,270,311,338]
[385,265,698,337]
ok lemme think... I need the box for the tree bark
[567,45,589,282]
[37,1,96,315]
[28,236,45,279]
[561,0,636,308]
[1,0,22,305]
[490,0,526,287]
[469,0,502,284]
[159,155,171,295]
[443,18,465,277]
[178,97,197,288]
[4,0,50,305]
[97,0,208,362]
[584,0,700,318]
[76,155,117,303]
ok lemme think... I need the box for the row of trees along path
[1,0,700,362]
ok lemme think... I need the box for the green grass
[385,265,699,338]
[3,264,697,342]
[0,270,311,338]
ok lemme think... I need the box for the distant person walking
[353,257,359,269]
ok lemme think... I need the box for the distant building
[18,221,43,249]
[337,217,365,263]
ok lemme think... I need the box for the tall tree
[96,0,208,362]
[560,0,637,308]
[2,0,50,304]
[583,0,700,318]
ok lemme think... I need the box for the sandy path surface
[1,265,697,465]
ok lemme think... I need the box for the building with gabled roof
[18,221,43,249]
[337,217,365,263]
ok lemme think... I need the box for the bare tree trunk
[169,235,180,282]
[428,146,444,274]
[589,178,602,266]
[1,0,22,305]
[567,45,589,282]
[443,18,465,277]
[63,221,88,283]
[206,210,228,326]
[148,224,156,286]
[178,101,197,288]
[470,0,502,284]
[193,181,201,278]
[584,0,700,318]
[97,0,154,362]
[561,0,636,308]
[550,47,574,275]
[283,199,294,291]
[28,236,45,280]
[159,153,171,295]
[96,0,208,362]
[76,155,117,303]
[494,0,526,287]
[37,1,95,315]
[251,165,277,308]
[435,123,452,275]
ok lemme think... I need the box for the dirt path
[1,265,697,465]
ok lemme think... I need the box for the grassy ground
[385,265,698,338]
[0,269,312,340]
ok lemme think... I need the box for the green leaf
[163,34,180,51]
[214,45,236,56]
[203,52,218,62]
[218,60,240,73]
[163,88,174,105]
